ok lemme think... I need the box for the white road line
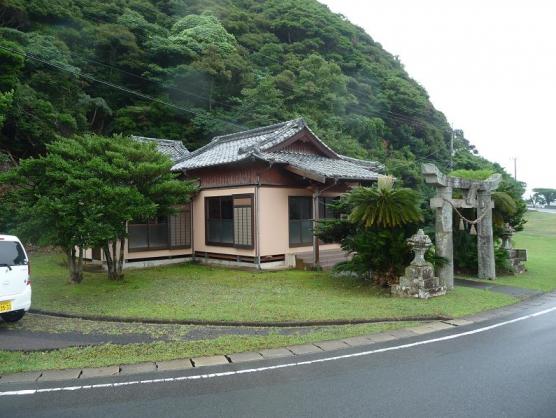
[2,305,555,397]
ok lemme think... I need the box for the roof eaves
[338,155,385,172]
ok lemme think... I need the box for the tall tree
[533,188,556,206]
[1,134,196,282]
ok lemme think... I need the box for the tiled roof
[172,119,308,170]
[265,151,379,180]
[171,118,382,181]
[172,119,383,180]
[131,136,189,163]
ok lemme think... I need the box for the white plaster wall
[192,186,257,256]
[258,186,342,257]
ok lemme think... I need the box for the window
[0,241,27,266]
[206,195,254,248]
[289,196,313,246]
[319,196,340,219]
[233,196,253,247]
[128,205,191,251]
[169,207,192,248]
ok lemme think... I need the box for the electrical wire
[0,45,246,131]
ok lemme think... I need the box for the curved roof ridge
[131,135,190,163]
[212,118,303,143]
[173,118,305,164]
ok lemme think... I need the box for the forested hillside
[0,0,498,185]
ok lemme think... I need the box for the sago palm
[347,176,422,228]
[491,191,517,226]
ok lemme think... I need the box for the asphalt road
[2,298,556,418]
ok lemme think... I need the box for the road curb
[28,309,451,327]
[3,290,554,384]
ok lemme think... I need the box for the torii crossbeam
[422,164,501,288]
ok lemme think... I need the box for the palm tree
[491,191,517,227]
[347,176,423,228]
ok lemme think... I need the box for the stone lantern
[391,229,447,299]
[501,223,528,274]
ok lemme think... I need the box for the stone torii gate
[422,164,501,288]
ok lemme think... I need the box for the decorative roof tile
[131,136,189,163]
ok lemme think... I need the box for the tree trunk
[67,247,83,284]
[91,106,98,127]
[115,237,126,280]
[103,242,114,279]
[103,239,125,280]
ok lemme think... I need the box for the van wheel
[1,310,25,323]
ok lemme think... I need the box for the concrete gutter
[28,309,452,327]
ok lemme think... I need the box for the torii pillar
[477,189,496,279]
[422,164,501,286]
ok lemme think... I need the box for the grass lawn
[12,218,556,375]
[477,211,556,291]
[29,253,516,322]
[3,212,551,375]
[0,321,417,375]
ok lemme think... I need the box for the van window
[0,241,27,266]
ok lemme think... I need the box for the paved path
[531,208,556,214]
[2,292,556,417]
[0,313,362,351]
[0,279,539,351]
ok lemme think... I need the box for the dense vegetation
[1,0,497,180]
[1,134,195,281]
[0,0,527,278]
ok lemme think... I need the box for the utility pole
[449,125,454,170]
[513,157,517,181]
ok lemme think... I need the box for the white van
[0,234,31,322]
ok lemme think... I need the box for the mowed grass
[484,211,556,291]
[29,252,516,322]
[0,322,416,375]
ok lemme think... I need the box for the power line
[7,43,448,169]
[67,51,238,111]
[78,11,451,135]
[0,45,246,132]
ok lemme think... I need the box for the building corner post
[313,188,320,269]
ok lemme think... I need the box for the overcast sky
[320,0,555,195]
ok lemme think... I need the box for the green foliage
[491,191,517,226]
[0,90,14,129]
[1,0,473,179]
[347,176,422,228]
[319,179,422,285]
[0,134,196,282]
[170,14,238,57]
[452,230,510,275]
[0,39,24,90]
[0,0,526,258]
[449,169,494,180]
[532,188,556,206]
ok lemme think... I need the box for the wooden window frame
[128,205,192,253]
[288,196,314,248]
[205,194,254,249]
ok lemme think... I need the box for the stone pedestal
[501,224,528,274]
[391,230,447,299]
